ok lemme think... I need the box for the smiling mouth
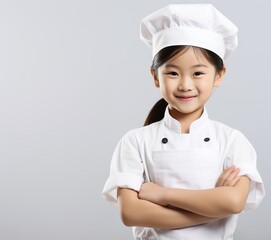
[176,95,197,101]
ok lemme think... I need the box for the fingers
[227,174,240,187]
[216,166,240,187]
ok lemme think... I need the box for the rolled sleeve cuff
[102,172,144,203]
[239,165,265,211]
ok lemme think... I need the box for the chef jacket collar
[164,106,208,133]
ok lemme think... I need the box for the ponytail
[144,98,168,126]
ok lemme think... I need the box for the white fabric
[140,4,238,60]
[102,107,265,240]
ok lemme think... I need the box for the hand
[139,182,167,206]
[216,165,240,187]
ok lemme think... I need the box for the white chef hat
[140,4,238,60]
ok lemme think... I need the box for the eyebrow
[164,63,208,69]
[191,64,208,68]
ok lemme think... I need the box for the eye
[193,71,204,77]
[166,71,179,76]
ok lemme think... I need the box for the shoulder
[208,118,243,139]
[208,118,255,156]
[121,120,162,143]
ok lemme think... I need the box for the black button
[162,138,168,144]
[204,137,210,142]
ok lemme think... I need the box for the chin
[173,106,204,115]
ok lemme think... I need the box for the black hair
[144,45,224,126]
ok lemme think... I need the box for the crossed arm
[117,166,250,229]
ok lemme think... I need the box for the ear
[214,67,226,88]
[150,68,160,88]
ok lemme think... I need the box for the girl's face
[152,47,225,122]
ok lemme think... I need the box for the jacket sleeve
[224,131,265,211]
[102,130,144,203]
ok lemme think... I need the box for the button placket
[161,137,168,150]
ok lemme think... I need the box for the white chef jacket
[102,107,265,240]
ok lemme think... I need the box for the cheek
[159,81,173,97]
[197,81,214,94]
[162,81,176,94]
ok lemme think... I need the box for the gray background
[0,0,269,239]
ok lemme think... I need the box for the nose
[178,76,193,91]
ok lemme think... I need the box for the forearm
[163,177,250,218]
[117,188,223,229]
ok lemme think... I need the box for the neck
[168,107,204,133]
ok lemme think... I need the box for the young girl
[102,4,265,240]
